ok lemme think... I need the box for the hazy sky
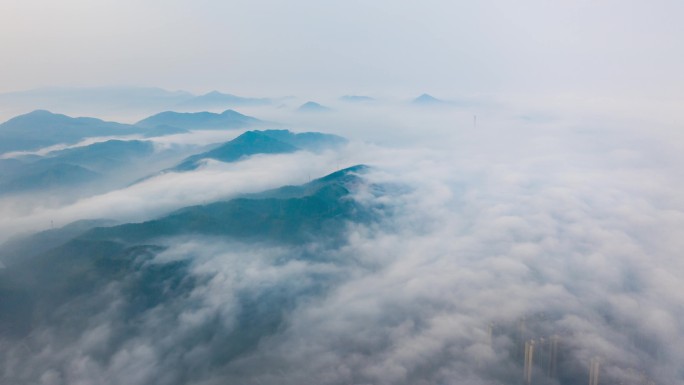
[1,0,683,99]
[3,3,684,384]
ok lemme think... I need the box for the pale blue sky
[1,0,682,99]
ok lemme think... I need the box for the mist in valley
[1,1,684,384]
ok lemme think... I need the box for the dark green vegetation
[0,166,378,384]
[172,129,346,171]
[85,165,371,245]
[0,109,342,194]
[258,129,347,150]
[173,131,298,171]
[0,165,375,337]
[0,219,119,266]
[0,105,372,384]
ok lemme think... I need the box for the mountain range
[0,165,372,268]
[0,166,376,344]
[0,110,144,153]
[0,108,269,156]
[177,90,272,109]
[136,109,264,130]
[0,139,159,195]
[85,165,371,245]
[0,107,345,196]
[172,129,346,171]
[0,87,278,118]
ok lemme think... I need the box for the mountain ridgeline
[0,110,145,153]
[0,108,266,155]
[0,166,377,344]
[135,109,263,130]
[0,140,157,195]
[0,87,275,115]
[0,105,384,385]
[0,109,320,194]
[177,91,272,109]
[0,165,375,277]
[172,129,347,171]
[84,165,372,245]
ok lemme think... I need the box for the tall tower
[524,339,535,385]
[537,337,547,378]
[547,335,559,379]
[517,318,527,360]
[589,357,600,385]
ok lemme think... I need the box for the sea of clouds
[1,98,683,384]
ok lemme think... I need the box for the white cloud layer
[2,102,683,384]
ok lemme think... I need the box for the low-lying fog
[1,96,683,385]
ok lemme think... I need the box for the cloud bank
[1,101,683,385]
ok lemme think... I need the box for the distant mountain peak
[318,164,370,182]
[172,131,299,172]
[25,109,55,116]
[6,109,65,122]
[412,93,444,104]
[177,91,272,108]
[168,129,347,172]
[202,90,239,98]
[297,101,331,112]
[220,109,244,116]
[0,110,184,154]
[13,110,119,124]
